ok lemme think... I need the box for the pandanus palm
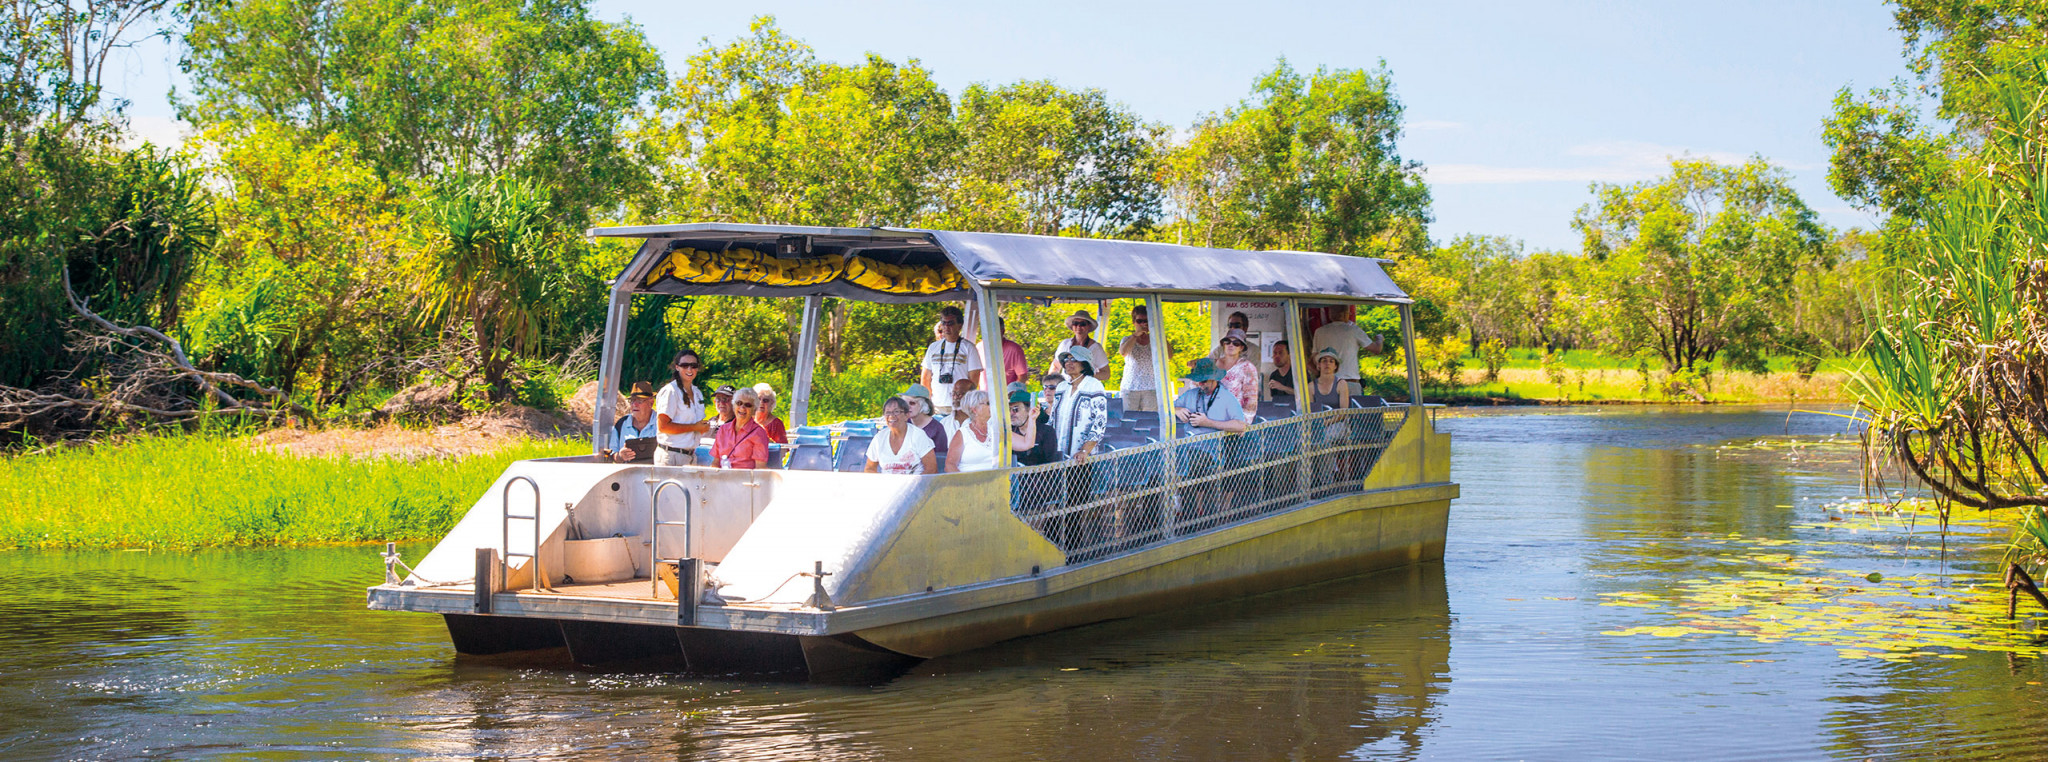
[1858,72,2048,511]
[415,175,555,402]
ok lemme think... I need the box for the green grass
[0,434,585,550]
[1484,347,1860,374]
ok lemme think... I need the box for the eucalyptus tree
[179,0,665,219]
[937,80,1164,236]
[1573,157,1829,372]
[1162,60,1431,257]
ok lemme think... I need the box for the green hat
[1182,357,1223,382]
[902,383,932,399]
[1005,381,1029,396]
[1007,389,1034,406]
[1314,347,1341,363]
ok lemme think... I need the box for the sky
[104,0,1916,252]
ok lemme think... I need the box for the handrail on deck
[647,478,693,599]
[500,475,545,593]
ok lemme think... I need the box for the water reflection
[14,406,2048,760]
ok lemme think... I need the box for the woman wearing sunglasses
[654,350,712,466]
[711,387,771,469]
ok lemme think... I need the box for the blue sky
[105,0,1914,251]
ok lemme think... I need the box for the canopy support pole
[976,286,1011,467]
[1283,299,1310,412]
[1401,303,1423,405]
[792,295,822,428]
[1146,295,1175,439]
[591,281,632,454]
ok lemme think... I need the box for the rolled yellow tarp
[641,247,965,296]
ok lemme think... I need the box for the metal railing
[648,479,692,599]
[501,475,545,593]
[1008,405,1407,564]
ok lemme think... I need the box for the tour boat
[366,224,1457,679]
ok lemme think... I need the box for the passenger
[902,385,949,472]
[1116,304,1158,412]
[654,350,712,466]
[1038,372,1063,416]
[1052,351,1108,463]
[1171,358,1250,507]
[865,397,937,475]
[999,317,1030,385]
[920,305,984,413]
[1052,310,1110,382]
[1008,387,1059,466]
[1216,329,1259,419]
[751,382,787,444]
[946,390,999,473]
[1308,347,1350,412]
[1207,311,1254,362]
[711,388,771,468]
[600,381,660,463]
[711,384,737,426]
[1266,339,1296,399]
[943,376,977,444]
[1311,317,1384,397]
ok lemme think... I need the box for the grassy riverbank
[0,434,585,550]
[1412,348,1854,404]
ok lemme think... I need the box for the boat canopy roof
[588,223,1411,304]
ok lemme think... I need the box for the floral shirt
[1222,360,1259,420]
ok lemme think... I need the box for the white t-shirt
[1312,321,1375,382]
[1053,338,1111,381]
[655,381,708,452]
[921,338,984,409]
[866,425,935,475]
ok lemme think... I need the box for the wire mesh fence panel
[1007,406,1412,564]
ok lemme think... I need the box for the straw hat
[1065,309,1097,328]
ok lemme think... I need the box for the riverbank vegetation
[0,5,1875,449]
[0,433,583,550]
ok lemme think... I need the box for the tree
[180,121,407,401]
[179,0,665,218]
[412,174,560,401]
[1162,59,1430,257]
[1573,157,1829,372]
[937,80,1163,236]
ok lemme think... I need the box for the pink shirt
[712,420,770,468]
[1002,339,1029,384]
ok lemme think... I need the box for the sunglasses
[675,362,700,369]
[735,402,756,408]
[938,320,960,326]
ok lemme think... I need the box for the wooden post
[473,547,497,614]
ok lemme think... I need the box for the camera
[938,372,954,384]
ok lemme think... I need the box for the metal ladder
[648,479,692,600]
[501,475,547,593]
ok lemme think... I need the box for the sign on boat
[366,224,1459,679]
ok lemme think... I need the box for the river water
[4,406,2045,760]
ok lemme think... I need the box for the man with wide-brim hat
[1053,309,1110,382]
[603,381,662,462]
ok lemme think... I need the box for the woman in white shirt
[946,390,999,473]
[1052,309,1110,382]
[654,350,712,466]
[1116,304,1158,412]
[865,396,937,475]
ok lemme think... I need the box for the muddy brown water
[3,406,2044,760]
